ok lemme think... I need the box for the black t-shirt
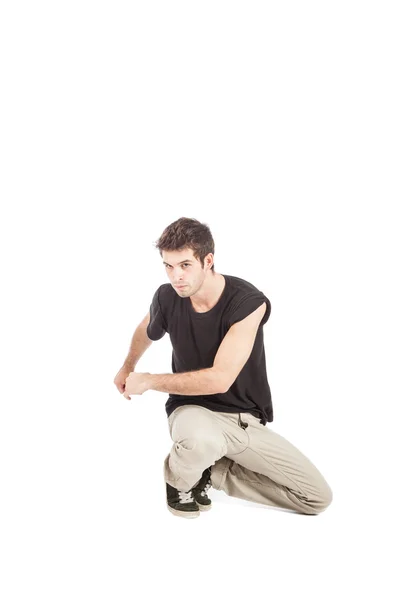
[146,274,273,425]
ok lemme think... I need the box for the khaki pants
[164,405,332,515]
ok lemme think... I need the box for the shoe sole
[167,505,200,519]
[196,502,212,512]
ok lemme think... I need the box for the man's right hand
[114,365,133,394]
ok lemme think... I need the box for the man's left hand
[123,372,151,399]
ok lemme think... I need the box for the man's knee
[172,434,223,461]
[307,481,333,515]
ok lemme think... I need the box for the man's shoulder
[156,281,173,294]
[156,282,176,307]
[223,274,271,326]
[225,273,262,295]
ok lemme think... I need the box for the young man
[114,217,333,519]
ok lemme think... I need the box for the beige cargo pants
[163,404,332,515]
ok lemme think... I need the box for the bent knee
[306,481,333,515]
[173,435,223,459]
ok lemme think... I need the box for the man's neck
[190,273,226,312]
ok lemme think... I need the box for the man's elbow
[213,369,232,394]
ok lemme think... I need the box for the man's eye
[166,264,189,268]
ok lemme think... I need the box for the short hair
[154,217,215,272]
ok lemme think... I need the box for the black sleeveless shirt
[146,274,273,425]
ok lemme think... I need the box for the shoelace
[178,490,195,504]
[199,480,212,497]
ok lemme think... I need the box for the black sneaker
[191,467,212,511]
[166,483,200,519]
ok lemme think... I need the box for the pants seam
[213,457,231,490]
[245,446,308,497]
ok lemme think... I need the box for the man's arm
[146,302,267,395]
[123,311,153,371]
[212,302,267,391]
[146,367,224,395]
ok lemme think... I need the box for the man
[114,217,333,519]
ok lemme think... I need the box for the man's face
[162,248,209,296]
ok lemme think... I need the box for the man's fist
[123,372,151,399]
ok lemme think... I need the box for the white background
[1,1,399,598]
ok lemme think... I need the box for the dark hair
[154,217,215,272]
